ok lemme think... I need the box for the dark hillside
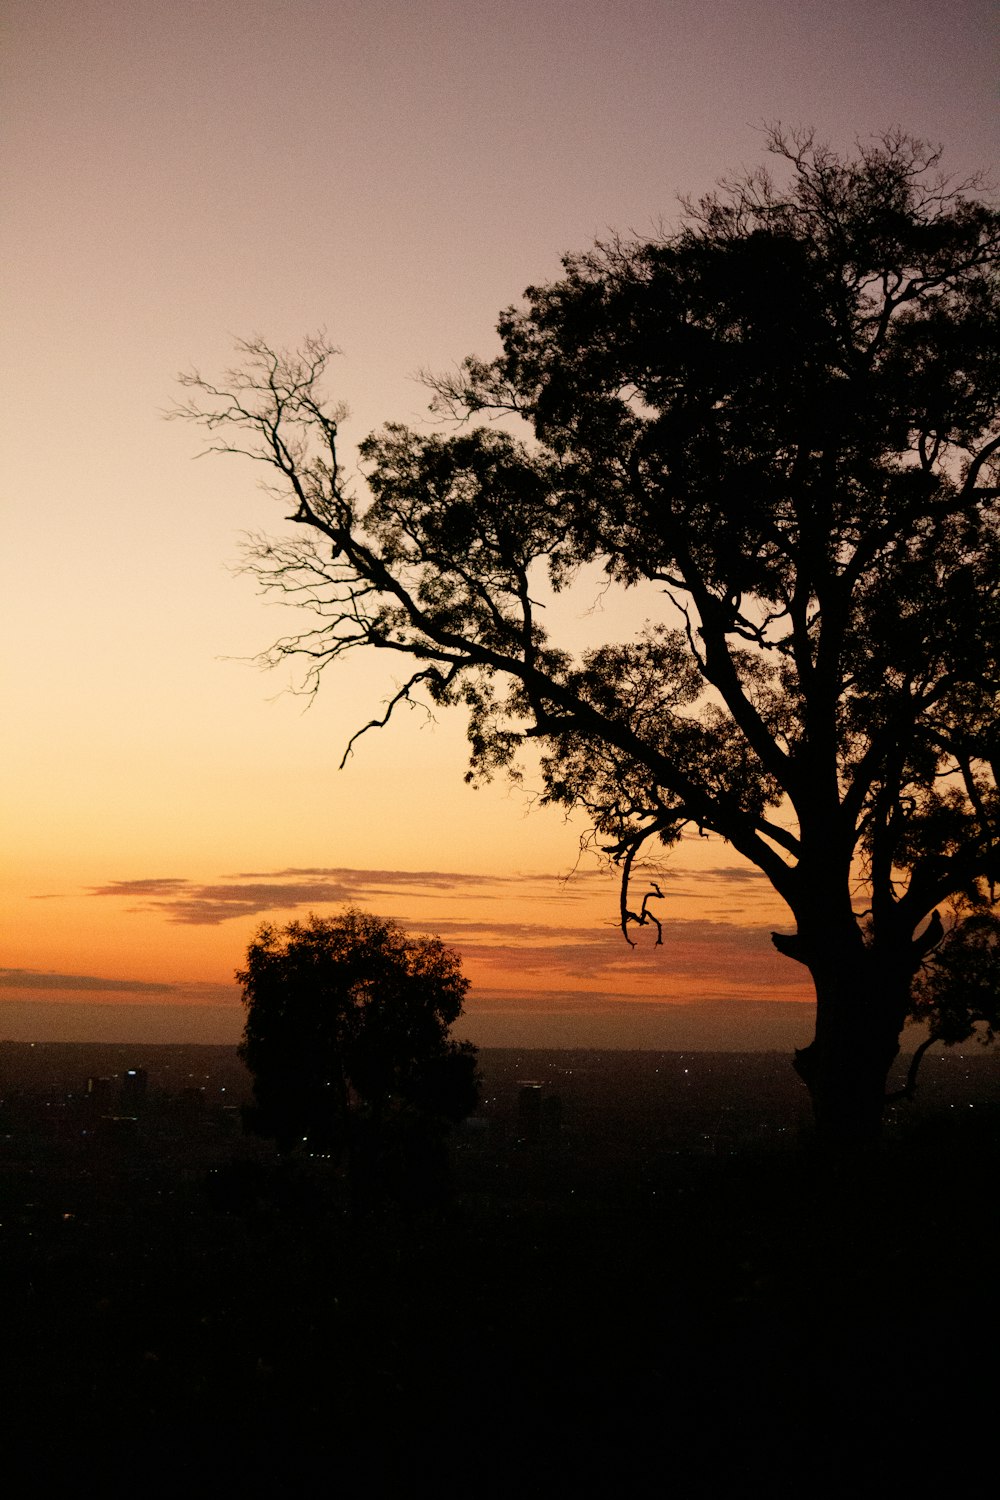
[1,1043,996,1495]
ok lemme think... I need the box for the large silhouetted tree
[237,910,479,1198]
[180,130,999,1156]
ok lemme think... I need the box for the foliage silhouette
[236,909,479,1201]
[900,910,1000,1096]
[179,128,999,1156]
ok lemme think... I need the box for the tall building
[120,1067,148,1110]
[517,1082,543,1143]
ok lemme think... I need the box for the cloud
[0,968,239,1006]
[426,913,781,959]
[84,866,577,925]
[404,918,603,942]
[0,1000,243,1044]
[0,967,175,995]
[388,913,809,1002]
[231,866,508,888]
[464,987,810,1017]
[87,878,190,897]
[78,857,780,930]
[77,862,798,990]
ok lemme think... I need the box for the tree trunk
[794,953,907,1163]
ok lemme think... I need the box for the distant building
[86,1076,115,1108]
[177,1085,206,1118]
[517,1082,543,1142]
[97,1113,139,1146]
[541,1092,563,1142]
[120,1067,148,1110]
[458,1115,491,1145]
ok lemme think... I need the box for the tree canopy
[237,910,479,1185]
[180,129,999,1152]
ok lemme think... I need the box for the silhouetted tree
[179,129,999,1156]
[236,910,479,1199]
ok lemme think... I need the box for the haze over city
[3,0,997,1047]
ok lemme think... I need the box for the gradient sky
[3,0,997,1048]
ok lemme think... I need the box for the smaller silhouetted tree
[236,909,479,1203]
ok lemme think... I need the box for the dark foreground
[1,1045,997,1496]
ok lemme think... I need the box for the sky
[2,0,997,1050]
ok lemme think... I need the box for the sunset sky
[3,0,997,1049]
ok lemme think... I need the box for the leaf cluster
[910,911,1000,1048]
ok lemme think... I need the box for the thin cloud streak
[83,867,606,925]
[465,988,811,1016]
[450,930,801,990]
[0,968,237,1007]
[231,866,510,887]
[0,968,174,995]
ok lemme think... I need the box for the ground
[1,1046,996,1496]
